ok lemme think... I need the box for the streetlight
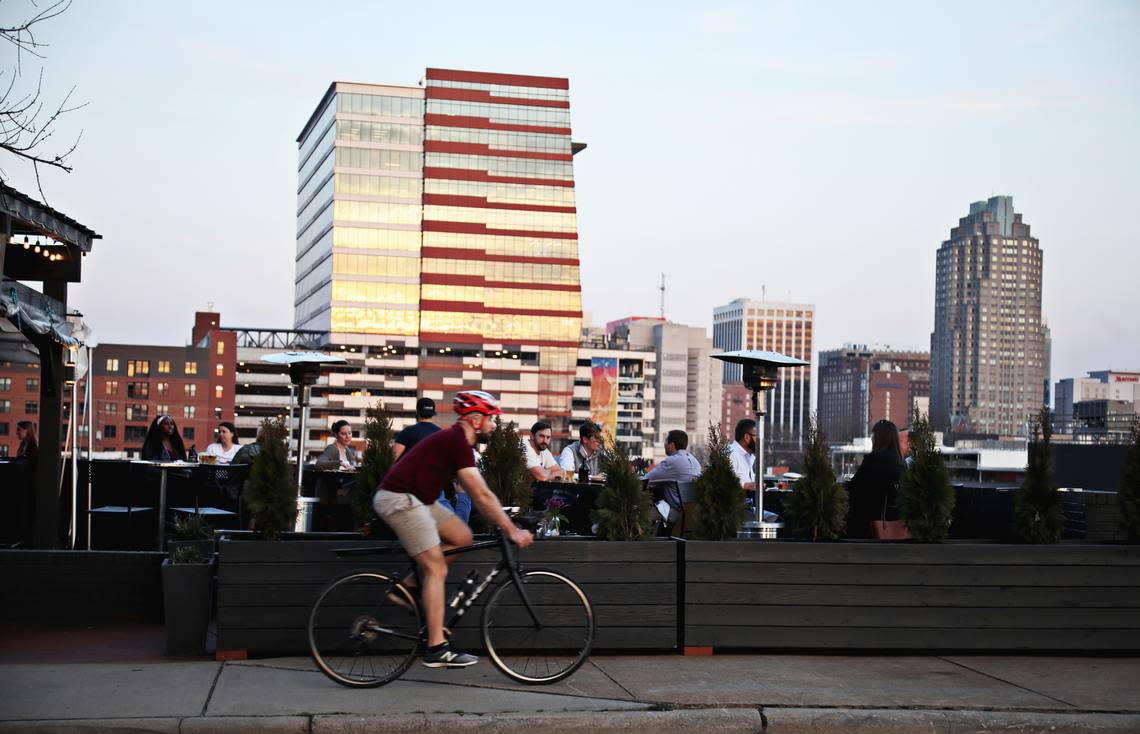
[712,349,809,538]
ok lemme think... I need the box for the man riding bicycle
[373,390,534,668]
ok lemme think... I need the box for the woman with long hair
[203,420,241,464]
[846,419,906,538]
[15,420,38,463]
[141,414,187,462]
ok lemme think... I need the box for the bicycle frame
[335,532,544,636]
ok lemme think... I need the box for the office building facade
[818,344,931,444]
[712,298,814,466]
[930,196,1047,438]
[607,316,722,454]
[294,69,583,435]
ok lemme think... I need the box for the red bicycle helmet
[452,389,502,417]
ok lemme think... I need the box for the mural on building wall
[589,357,618,433]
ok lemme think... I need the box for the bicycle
[307,531,595,688]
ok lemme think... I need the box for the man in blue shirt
[644,430,702,483]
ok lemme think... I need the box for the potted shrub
[242,417,298,539]
[1014,406,1063,544]
[694,423,746,540]
[899,407,954,542]
[593,439,654,541]
[355,403,396,534]
[782,417,848,541]
[479,417,531,509]
[1120,417,1140,543]
[161,545,213,656]
[167,511,214,559]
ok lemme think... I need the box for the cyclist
[373,389,534,668]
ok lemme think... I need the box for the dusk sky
[4,0,1138,393]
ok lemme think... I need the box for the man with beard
[523,420,562,482]
[373,390,533,668]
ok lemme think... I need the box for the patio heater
[261,352,347,517]
[711,350,810,538]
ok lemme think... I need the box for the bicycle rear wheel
[308,572,421,688]
[481,568,595,684]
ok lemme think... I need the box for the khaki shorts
[373,489,456,557]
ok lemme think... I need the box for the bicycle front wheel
[308,572,421,688]
[481,568,595,684]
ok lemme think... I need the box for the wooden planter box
[217,537,678,657]
[683,541,1140,651]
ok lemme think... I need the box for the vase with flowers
[543,496,568,537]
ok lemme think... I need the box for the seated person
[846,419,906,539]
[141,415,188,462]
[644,429,701,484]
[202,421,241,464]
[558,421,605,481]
[316,420,361,470]
[523,420,561,482]
[15,421,39,463]
[729,418,778,522]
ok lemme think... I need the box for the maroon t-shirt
[380,422,475,504]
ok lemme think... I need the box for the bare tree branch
[0,0,82,201]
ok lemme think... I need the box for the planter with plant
[355,403,396,535]
[592,439,654,541]
[167,511,214,560]
[782,417,848,541]
[242,417,298,540]
[694,423,747,540]
[899,407,954,542]
[1014,406,1064,544]
[479,417,531,510]
[161,545,213,656]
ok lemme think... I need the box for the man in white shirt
[729,418,757,491]
[522,420,561,482]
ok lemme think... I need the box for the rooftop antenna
[659,273,666,319]
[761,284,766,302]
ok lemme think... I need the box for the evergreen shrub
[899,408,954,542]
[694,423,746,540]
[1014,406,1064,544]
[783,417,848,541]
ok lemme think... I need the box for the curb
[763,707,1140,733]
[0,710,763,734]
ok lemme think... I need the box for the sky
[4,0,1139,390]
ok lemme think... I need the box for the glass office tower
[295,70,583,433]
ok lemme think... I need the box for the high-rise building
[930,196,1047,438]
[607,316,722,454]
[817,344,931,444]
[294,69,584,435]
[712,298,814,466]
[574,326,657,459]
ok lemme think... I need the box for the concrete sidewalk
[2,653,1139,732]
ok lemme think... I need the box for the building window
[215,385,224,399]
[156,404,169,416]
[0,445,7,457]
[105,380,119,395]
[106,358,119,372]
[216,341,225,356]
[215,363,224,377]
[0,422,8,436]
[26,378,38,391]
[184,405,196,419]
[185,361,199,375]
[158,360,171,374]
[125,404,149,423]
[156,382,169,396]
[0,378,10,390]
[124,425,148,442]
[0,400,10,413]
[127,360,150,377]
[103,425,117,439]
[101,401,118,415]
[185,384,197,397]
[127,382,150,399]
[25,401,38,415]
[184,427,195,440]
